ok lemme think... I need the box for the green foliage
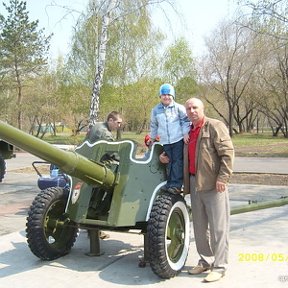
[66,12,100,84]
[175,76,198,104]
[0,0,51,128]
[64,1,166,131]
[163,37,197,84]
[0,0,51,77]
[120,79,161,132]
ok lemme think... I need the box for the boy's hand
[159,152,169,164]
[183,133,189,144]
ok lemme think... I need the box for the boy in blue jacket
[150,83,190,194]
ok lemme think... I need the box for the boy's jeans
[163,139,184,189]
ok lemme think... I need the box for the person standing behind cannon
[184,97,234,282]
[85,111,123,143]
[150,83,190,194]
[84,111,123,239]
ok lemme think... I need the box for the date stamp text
[238,253,288,262]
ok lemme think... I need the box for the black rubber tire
[0,156,5,182]
[26,187,79,260]
[147,192,190,279]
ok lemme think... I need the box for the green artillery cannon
[0,139,15,182]
[2,121,288,279]
[0,121,190,279]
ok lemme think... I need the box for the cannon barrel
[231,197,288,215]
[0,121,115,187]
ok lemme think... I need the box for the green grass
[42,134,86,145]
[232,133,288,157]
[232,133,287,145]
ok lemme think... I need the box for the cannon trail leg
[86,229,103,256]
[138,233,150,267]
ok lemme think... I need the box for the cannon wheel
[147,192,190,279]
[26,187,79,260]
[0,155,5,182]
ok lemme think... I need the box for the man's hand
[159,152,170,164]
[216,180,226,193]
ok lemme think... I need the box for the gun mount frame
[0,140,15,182]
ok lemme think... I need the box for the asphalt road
[233,156,288,174]
[5,151,288,174]
[0,155,39,235]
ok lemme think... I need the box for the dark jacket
[85,122,114,143]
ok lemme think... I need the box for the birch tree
[69,0,170,125]
[88,0,117,126]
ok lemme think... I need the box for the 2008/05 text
[238,253,288,262]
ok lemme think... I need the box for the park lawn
[232,133,288,157]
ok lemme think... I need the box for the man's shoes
[167,187,181,194]
[188,265,210,275]
[99,231,110,239]
[204,270,225,282]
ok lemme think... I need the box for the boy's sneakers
[167,187,181,194]
[160,185,168,192]
[160,186,182,194]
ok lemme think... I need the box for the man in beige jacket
[184,97,234,282]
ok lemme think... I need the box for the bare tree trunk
[89,0,118,126]
[15,68,23,130]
